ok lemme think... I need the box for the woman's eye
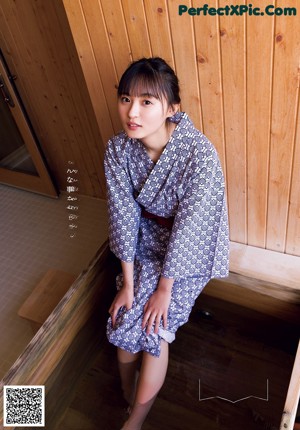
[143,100,152,105]
[121,96,130,103]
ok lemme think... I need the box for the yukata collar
[136,111,189,164]
[167,111,193,127]
[135,112,193,208]
[168,110,184,124]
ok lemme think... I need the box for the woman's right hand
[109,260,134,327]
[109,284,134,328]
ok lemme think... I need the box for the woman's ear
[167,104,179,117]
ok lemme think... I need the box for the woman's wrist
[122,280,134,291]
[157,276,174,292]
[121,260,134,289]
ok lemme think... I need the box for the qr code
[3,385,45,427]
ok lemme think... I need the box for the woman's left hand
[142,277,174,335]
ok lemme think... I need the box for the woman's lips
[127,122,141,130]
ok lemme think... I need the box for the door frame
[0,50,58,198]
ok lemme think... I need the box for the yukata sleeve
[104,139,141,262]
[161,145,229,280]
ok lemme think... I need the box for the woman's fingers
[109,297,122,327]
[109,287,134,327]
[143,301,149,313]
[162,311,167,330]
[142,309,163,335]
[141,309,150,330]
[142,294,169,334]
[110,306,118,327]
[146,312,156,335]
[154,313,161,334]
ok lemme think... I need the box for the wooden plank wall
[63,0,300,258]
[0,0,299,259]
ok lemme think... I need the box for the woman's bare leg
[121,340,169,430]
[118,348,140,406]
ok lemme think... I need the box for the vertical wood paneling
[192,0,226,171]
[46,1,106,197]
[286,95,300,255]
[247,0,274,248]
[168,0,202,130]
[99,0,132,79]
[80,0,121,133]
[266,1,300,252]
[53,0,107,196]
[143,0,174,67]
[219,1,247,243]
[121,0,152,59]
[62,0,114,145]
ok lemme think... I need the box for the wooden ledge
[230,242,300,291]
[18,269,77,332]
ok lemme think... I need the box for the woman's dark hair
[117,57,181,106]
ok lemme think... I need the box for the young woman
[104,57,229,429]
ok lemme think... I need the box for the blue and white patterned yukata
[104,112,229,357]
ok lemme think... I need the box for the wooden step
[18,269,77,332]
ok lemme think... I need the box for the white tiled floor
[0,184,108,379]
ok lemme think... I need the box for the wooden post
[280,341,300,430]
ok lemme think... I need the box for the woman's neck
[141,122,176,162]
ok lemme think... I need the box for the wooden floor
[55,294,299,430]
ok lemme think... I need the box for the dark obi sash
[140,206,174,230]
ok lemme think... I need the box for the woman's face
[118,92,175,146]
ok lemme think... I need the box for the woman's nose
[128,101,139,118]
